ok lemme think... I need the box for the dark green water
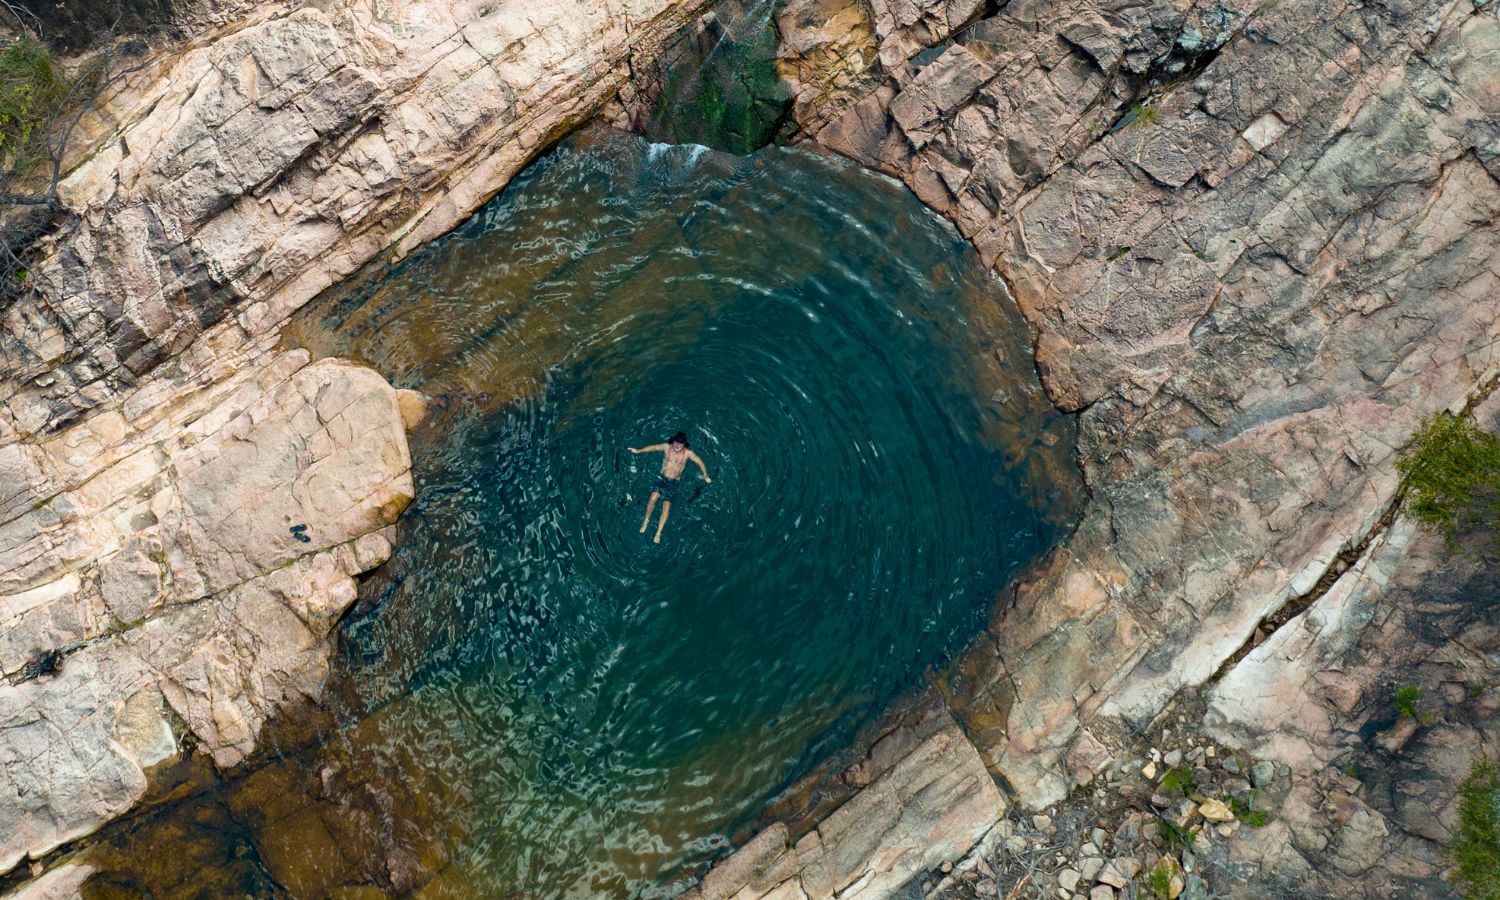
[134,132,1079,897]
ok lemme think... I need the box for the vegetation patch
[1395,684,1423,719]
[1123,101,1160,130]
[0,38,67,180]
[1230,793,1269,828]
[1398,413,1500,546]
[1452,758,1500,900]
[1159,764,1197,795]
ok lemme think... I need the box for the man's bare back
[628,431,710,542]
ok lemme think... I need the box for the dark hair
[670,431,689,447]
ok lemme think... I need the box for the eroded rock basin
[72,132,1081,897]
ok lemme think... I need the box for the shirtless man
[629,431,711,543]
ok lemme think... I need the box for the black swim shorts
[653,474,680,501]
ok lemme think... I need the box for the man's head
[670,431,689,449]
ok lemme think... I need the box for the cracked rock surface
[677,0,1500,896]
[0,0,713,885]
[779,0,1500,808]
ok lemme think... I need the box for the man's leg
[653,501,672,543]
[640,491,659,533]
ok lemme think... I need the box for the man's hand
[628,448,642,454]
[705,477,713,484]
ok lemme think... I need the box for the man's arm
[688,451,712,483]
[629,443,667,455]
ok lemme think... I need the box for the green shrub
[1396,684,1423,719]
[1452,758,1500,900]
[0,39,67,176]
[1398,413,1500,545]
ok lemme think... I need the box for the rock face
[5,0,714,443]
[0,0,714,885]
[686,709,1004,900]
[0,353,412,875]
[684,0,1500,895]
[781,0,1500,810]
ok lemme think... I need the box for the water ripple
[277,130,1082,897]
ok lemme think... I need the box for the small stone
[1222,757,1242,775]
[1091,827,1107,846]
[1164,749,1183,767]
[1055,888,1070,900]
[1081,841,1099,856]
[1205,746,1215,758]
[1150,792,1172,808]
[1215,823,1236,838]
[1198,798,1235,822]
[1141,761,1158,780]
[941,860,953,873]
[1033,814,1053,831]
[1166,798,1201,829]
[1006,835,1028,855]
[1059,869,1081,891]
[1090,887,1115,900]
[1251,760,1276,788]
[1186,747,1203,764]
[1097,860,1129,888]
[1079,857,1104,882]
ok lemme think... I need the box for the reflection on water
[81,131,1081,898]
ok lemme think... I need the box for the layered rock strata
[788,0,1500,807]
[0,0,713,883]
[688,0,1500,895]
[685,705,1004,900]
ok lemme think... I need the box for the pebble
[1091,827,1107,847]
[1222,757,1242,775]
[1081,841,1099,856]
[1033,814,1054,832]
[1142,761,1158,780]
[941,860,953,874]
[1059,868,1082,891]
[1216,823,1237,838]
[1164,749,1184,767]
[1251,760,1276,788]
[1079,857,1104,882]
[1090,887,1116,900]
[1097,861,1128,888]
[1167,798,1201,829]
[1198,798,1235,822]
[1005,835,1028,855]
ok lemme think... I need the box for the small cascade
[639,0,793,154]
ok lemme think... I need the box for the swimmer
[628,431,711,543]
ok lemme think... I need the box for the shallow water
[92,132,1081,898]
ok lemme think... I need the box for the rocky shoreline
[2,0,1498,896]
[683,0,1500,896]
[1,0,717,889]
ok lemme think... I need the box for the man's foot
[640,521,649,533]
[653,534,662,544]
